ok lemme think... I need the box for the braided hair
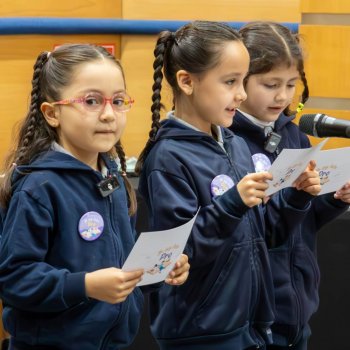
[135,20,242,174]
[239,21,309,116]
[0,44,137,214]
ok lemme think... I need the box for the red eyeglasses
[51,92,134,113]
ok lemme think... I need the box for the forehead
[195,40,250,82]
[211,41,250,74]
[67,59,125,92]
[259,64,299,80]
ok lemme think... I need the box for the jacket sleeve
[0,191,88,313]
[142,169,249,269]
[264,187,314,248]
[310,193,349,231]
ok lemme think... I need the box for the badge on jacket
[78,211,104,241]
[252,153,272,172]
[210,174,234,196]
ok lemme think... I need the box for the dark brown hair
[135,20,242,174]
[0,44,136,214]
[239,21,309,116]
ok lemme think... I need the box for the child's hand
[165,254,190,286]
[85,267,144,304]
[237,172,273,207]
[334,181,350,203]
[293,160,321,196]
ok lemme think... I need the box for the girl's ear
[40,102,59,128]
[176,70,194,96]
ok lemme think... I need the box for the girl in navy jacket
[229,21,350,349]
[0,44,189,350]
[136,21,321,350]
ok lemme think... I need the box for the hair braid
[135,33,173,174]
[299,70,309,105]
[0,52,50,207]
[115,141,137,216]
[16,52,48,164]
[293,33,309,113]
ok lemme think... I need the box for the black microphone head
[298,114,318,136]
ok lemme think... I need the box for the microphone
[299,113,350,138]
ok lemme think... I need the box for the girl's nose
[99,102,116,122]
[276,88,287,101]
[235,87,247,103]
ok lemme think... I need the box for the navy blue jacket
[138,119,314,350]
[0,151,144,350]
[230,110,349,346]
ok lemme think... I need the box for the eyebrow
[78,88,126,95]
[262,76,299,82]
[221,72,245,79]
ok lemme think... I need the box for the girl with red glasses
[0,43,189,350]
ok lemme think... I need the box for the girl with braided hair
[136,20,320,350]
[0,43,189,350]
[229,21,350,350]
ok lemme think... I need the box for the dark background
[127,179,350,350]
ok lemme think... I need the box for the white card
[122,210,199,286]
[266,138,328,196]
[314,147,350,195]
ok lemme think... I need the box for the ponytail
[135,32,175,175]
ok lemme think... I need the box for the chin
[222,115,235,127]
[262,114,279,122]
[217,120,232,129]
[95,144,116,153]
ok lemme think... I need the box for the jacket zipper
[95,170,123,267]
[289,235,301,346]
[100,297,130,350]
[209,137,263,348]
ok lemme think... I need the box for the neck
[174,104,212,134]
[55,142,100,171]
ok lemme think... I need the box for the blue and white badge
[210,174,234,196]
[78,211,104,241]
[252,153,272,173]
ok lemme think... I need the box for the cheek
[255,90,272,105]
[288,88,296,99]
[117,115,127,133]
[245,92,262,107]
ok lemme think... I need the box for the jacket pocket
[268,246,298,325]
[292,244,320,324]
[194,246,252,332]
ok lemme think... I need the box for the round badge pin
[78,211,104,241]
[210,174,234,196]
[252,153,272,173]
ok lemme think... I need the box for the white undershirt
[238,109,275,129]
[167,111,225,151]
[51,142,108,177]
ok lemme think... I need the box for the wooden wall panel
[0,34,121,162]
[0,0,121,18]
[299,25,350,99]
[122,0,301,22]
[120,35,174,157]
[301,0,350,13]
[300,0,350,150]
[120,36,156,157]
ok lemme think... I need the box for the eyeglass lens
[83,93,132,112]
